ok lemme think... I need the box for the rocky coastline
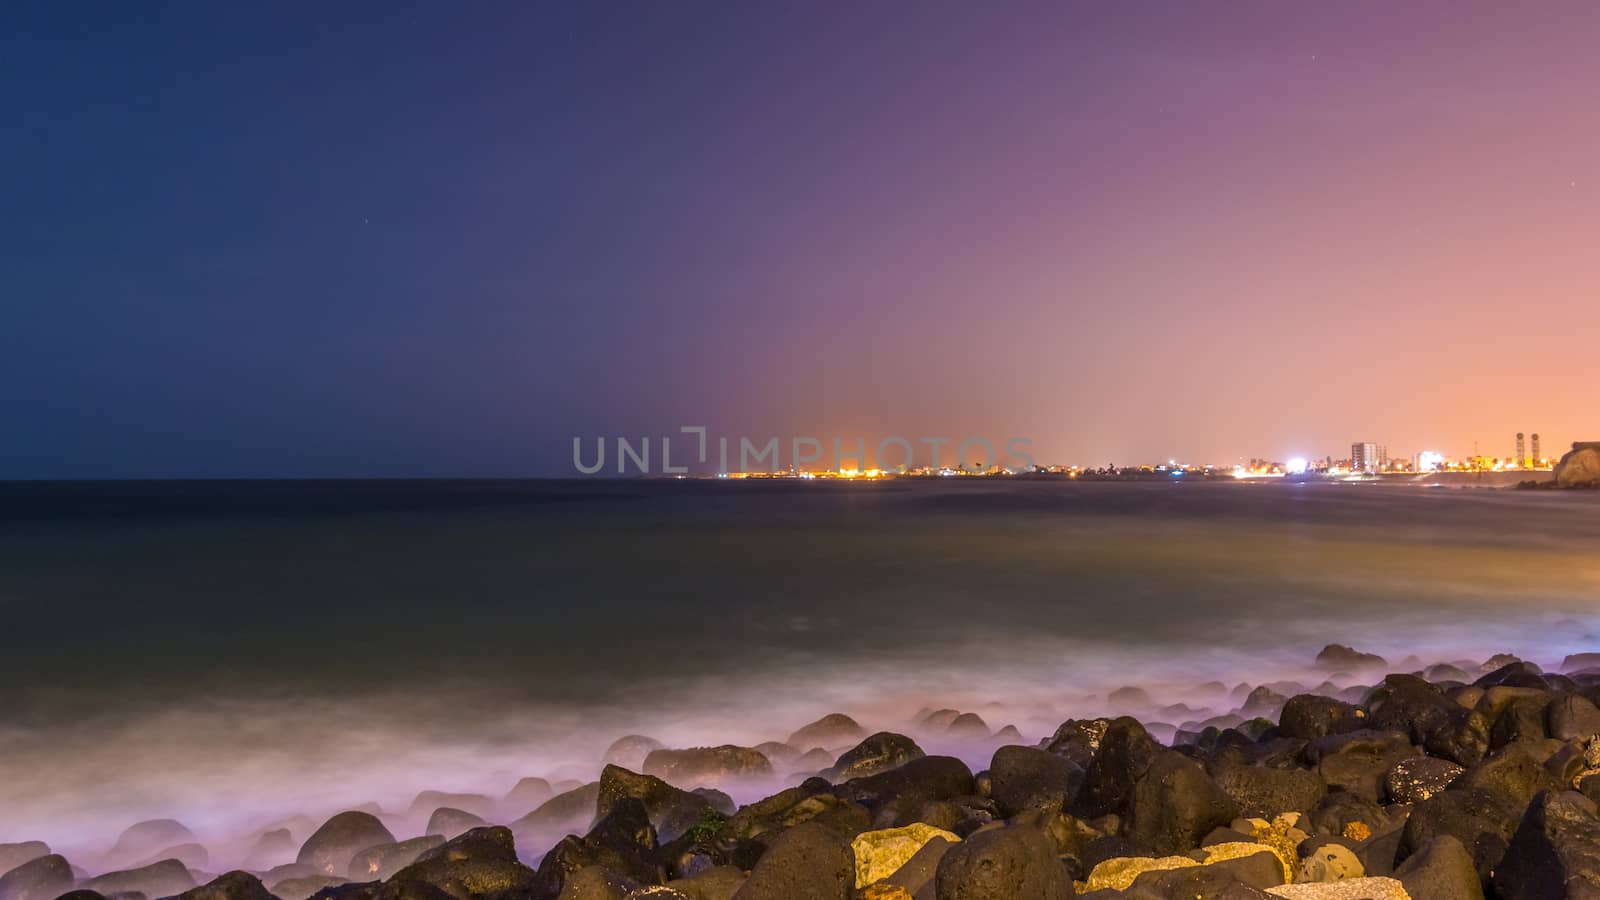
[7,645,1600,900]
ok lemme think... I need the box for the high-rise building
[1532,433,1542,464]
[1352,442,1380,474]
[1517,433,1526,467]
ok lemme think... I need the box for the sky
[3,2,1597,478]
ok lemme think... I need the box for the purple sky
[3,2,1596,476]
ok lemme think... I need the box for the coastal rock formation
[1555,442,1600,487]
[0,854,73,900]
[297,812,396,876]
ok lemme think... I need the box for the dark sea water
[1,478,1597,861]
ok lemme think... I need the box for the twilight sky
[3,2,1596,477]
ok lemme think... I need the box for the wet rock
[1493,789,1600,900]
[426,809,488,840]
[1398,788,1517,885]
[1367,675,1488,766]
[1305,730,1417,804]
[666,866,744,900]
[244,830,298,870]
[730,822,853,900]
[1241,687,1289,719]
[511,782,603,841]
[1315,645,1387,670]
[1210,764,1327,819]
[829,734,926,782]
[136,843,209,871]
[108,821,198,866]
[834,756,974,828]
[0,854,73,900]
[83,860,197,898]
[0,846,49,878]
[987,745,1082,816]
[1458,742,1564,811]
[1279,696,1365,741]
[346,837,445,881]
[788,714,866,749]
[554,864,639,900]
[1393,835,1482,900]
[643,746,774,788]
[605,736,667,771]
[1129,751,1240,856]
[396,826,538,900]
[933,825,1072,900]
[297,813,396,877]
[1072,718,1161,820]
[945,715,990,740]
[506,777,554,811]
[1550,694,1600,741]
[851,824,959,889]
[1490,694,1552,747]
[176,871,278,900]
[1384,757,1464,804]
[1043,719,1112,770]
[1565,653,1600,674]
[533,801,659,898]
[596,765,717,844]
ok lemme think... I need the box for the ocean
[1,478,1596,862]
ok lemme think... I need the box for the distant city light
[1416,450,1444,472]
[1286,457,1309,475]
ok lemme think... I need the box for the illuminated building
[1351,442,1381,475]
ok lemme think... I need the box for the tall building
[1517,433,1526,467]
[1352,442,1380,474]
[1532,433,1542,464]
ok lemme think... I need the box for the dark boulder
[396,826,538,900]
[532,801,659,898]
[987,746,1083,816]
[643,747,773,788]
[347,837,446,881]
[933,825,1074,900]
[511,782,603,843]
[83,859,197,897]
[1551,694,1600,741]
[1494,790,1600,900]
[1490,695,1552,747]
[1458,742,1565,811]
[787,714,865,749]
[176,871,279,900]
[1316,644,1387,670]
[553,864,639,899]
[1384,756,1465,804]
[1307,730,1418,803]
[1367,675,1488,766]
[1394,835,1483,900]
[1070,718,1161,820]
[426,809,488,840]
[946,714,991,739]
[729,822,852,900]
[1278,694,1365,740]
[835,756,975,824]
[1043,719,1112,770]
[298,813,397,877]
[597,766,715,844]
[1209,763,1326,819]
[827,733,925,782]
[1399,788,1519,886]
[1128,751,1239,856]
[108,821,197,866]
[0,854,73,900]
[1310,792,1392,841]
